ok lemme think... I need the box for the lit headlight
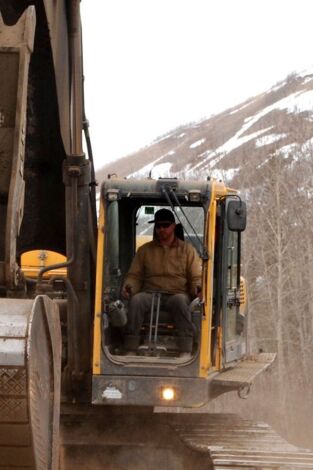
[161,387,176,401]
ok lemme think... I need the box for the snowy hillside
[97,67,313,184]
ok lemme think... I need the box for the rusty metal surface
[173,413,313,469]
[0,296,61,469]
[210,353,276,398]
[42,0,71,155]
[0,7,35,288]
[0,54,18,195]
[0,1,67,259]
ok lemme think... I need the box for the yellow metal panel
[92,199,105,374]
[199,196,216,377]
[21,250,67,278]
[240,276,248,316]
[198,179,233,377]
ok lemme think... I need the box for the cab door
[222,199,247,364]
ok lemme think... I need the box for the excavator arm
[0,0,96,378]
[0,0,69,291]
[0,3,96,467]
[0,6,36,291]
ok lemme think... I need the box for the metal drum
[0,296,61,469]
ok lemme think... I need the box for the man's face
[155,221,176,241]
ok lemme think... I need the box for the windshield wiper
[161,184,209,261]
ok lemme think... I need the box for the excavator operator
[121,209,202,357]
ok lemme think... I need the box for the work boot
[177,336,193,358]
[179,352,192,359]
[124,335,140,353]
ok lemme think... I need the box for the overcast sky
[81,0,313,169]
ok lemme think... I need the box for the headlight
[161,387,176,401]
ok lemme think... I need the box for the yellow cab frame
[92,177,247,407]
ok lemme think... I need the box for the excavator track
[60,405,313,470]
[174,413,313,469]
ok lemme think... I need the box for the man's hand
[121,284,132,300]
[195,286,202,300]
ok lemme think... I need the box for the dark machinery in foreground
[1,2,313,469]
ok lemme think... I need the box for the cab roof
[101,177,212,201]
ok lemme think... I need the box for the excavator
[1,1,313,469]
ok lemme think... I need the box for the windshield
[136,205,204,252]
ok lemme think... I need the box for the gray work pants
[126,292,194,338]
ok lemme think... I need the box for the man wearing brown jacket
[122,208,202,356]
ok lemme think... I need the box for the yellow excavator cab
[90,176,275,410]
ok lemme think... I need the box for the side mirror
[227,200,247,232]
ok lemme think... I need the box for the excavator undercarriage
[0,297,310,470]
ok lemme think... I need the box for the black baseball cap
[149,209,175,224]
